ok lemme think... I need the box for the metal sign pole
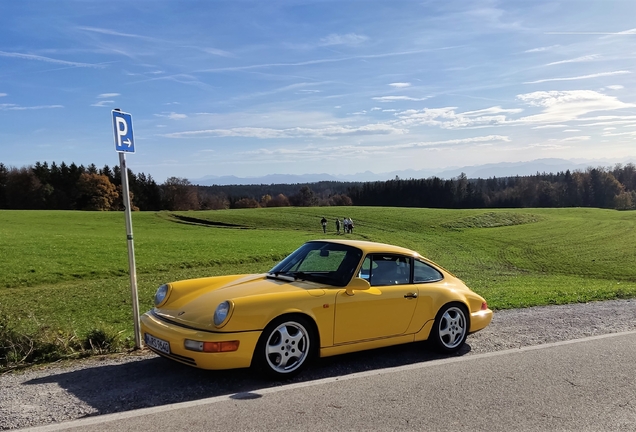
[119,151,142,349]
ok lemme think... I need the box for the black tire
[430,303,469,353]
[253,316,316,379]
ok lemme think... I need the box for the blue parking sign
[112,110,135,153]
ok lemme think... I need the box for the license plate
[145,333,170,354]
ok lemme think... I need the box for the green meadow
[1,207,635,367]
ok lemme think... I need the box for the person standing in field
[335,218,341,234]
[348,217,355,234]
[321,217,327,233]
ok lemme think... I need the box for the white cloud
[546,55,600,66]
[462,107,523,116]
[237,135,510,160]
[563,129,581,132]
[319,33,368,46]
[515,90,636,124]
[389,83,411,88]
[545,28,636,35]
[606,85,624,90]
[560,136,591,142]
[580,118,636,127]
[601,130,636,137]
[372,96,429,102]
[0,51,104,68]
[77,26,157,41]
[532,125,568,129]
[162,123,406,139]
[524,71,631,84]
[525,45,559,53]
[154,112,188,120]
[91,100,114,107]
[393,135,510,149]
[0,93,6,97]
[0,104,63,110]
[199,49,429,73]
[201,47,233,57]
[528,143,571,150]
[98,93,120,98]
[393,106,512,129]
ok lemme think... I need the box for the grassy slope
[1,207,635,340]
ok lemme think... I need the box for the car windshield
[268,241,363,287]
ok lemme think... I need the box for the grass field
[1,207,635,367]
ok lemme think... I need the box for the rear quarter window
[413,260,443,283]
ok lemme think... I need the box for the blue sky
[2,0,636,182]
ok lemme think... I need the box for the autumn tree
[260,194,272,207]
[233,197,260,208]
[266,193,290,207]
[200,192,229,210]
[161,177,199,210]
[613,189,635,210]
[77,173,119,210]
[328,194,352,206]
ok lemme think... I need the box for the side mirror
[345,277,371,296]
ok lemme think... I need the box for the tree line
[347,164,636,210]
[1,161,635,211]
[0,161,353,211]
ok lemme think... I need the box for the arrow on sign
[123,139,132,147]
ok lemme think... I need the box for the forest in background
[1,161,635,211]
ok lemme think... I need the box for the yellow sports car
[141,239,492,378]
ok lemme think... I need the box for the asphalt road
[22,331,636,432]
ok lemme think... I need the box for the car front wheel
[254,316,315,378]
[431,304,468,353]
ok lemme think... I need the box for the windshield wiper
[267,271,335,285]
[290,271,334,284]
[266,272,295,282]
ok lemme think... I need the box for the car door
[333,254,418,344]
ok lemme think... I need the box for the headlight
[213,301,232,327]
[154,284,171,307]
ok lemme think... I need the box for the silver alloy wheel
[265,320,310,374]
[437,306,467,349]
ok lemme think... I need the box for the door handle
[404,293,418,299]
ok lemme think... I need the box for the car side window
[366,255,411,286]
[413,260,443,283]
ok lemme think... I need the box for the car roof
[311,239,422,257]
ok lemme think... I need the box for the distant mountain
[191,157,635,186]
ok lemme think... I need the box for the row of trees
[0,162,351,211]
[1,161,635,211]
[347,165,636,210]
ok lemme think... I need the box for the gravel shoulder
[2,299,635,431]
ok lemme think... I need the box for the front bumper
[140,311,261,370]
[469,308,493,333]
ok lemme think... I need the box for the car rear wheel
[431,304,468,353]
[254,316,315,378]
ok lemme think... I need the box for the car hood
[153,273,326,330]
